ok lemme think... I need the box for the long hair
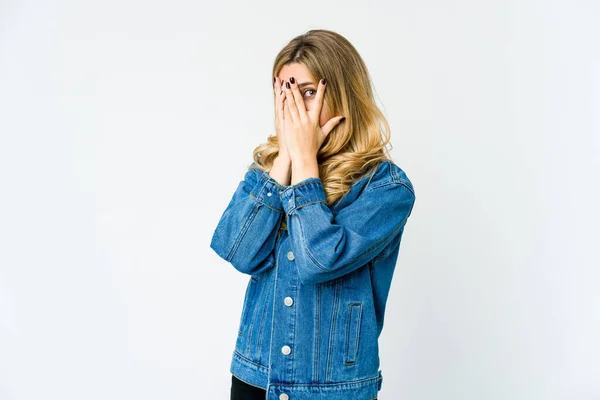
[251,29,394,207]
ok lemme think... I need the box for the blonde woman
[211,29,416,400]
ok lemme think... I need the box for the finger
[273,77,281,114]
[279,87,286,122]
[283,98,292,124]
[288,77,308,122]
[312,78,327,120]
[284,80,300,123]
[321,115,346,136]
[274,78,286,118]
[274,78,284,100]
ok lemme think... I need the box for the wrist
[275,153,291,165]
[290,153,317,167]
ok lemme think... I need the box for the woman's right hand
[274,77,291,162]
[268,77,292,186]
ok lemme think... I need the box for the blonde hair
[251,29,395,207]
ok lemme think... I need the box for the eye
[303,89,316,98]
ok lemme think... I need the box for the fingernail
[321,78,327,85]
[286,82,290,89]
[290,77,295,84]
[341,116,346,122]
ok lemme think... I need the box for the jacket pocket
[344,302,362,365]
[238,275,259,336]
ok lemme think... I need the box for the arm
[279,176,416,285]
[210,161,287,275]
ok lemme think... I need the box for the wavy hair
[250,29,394,207]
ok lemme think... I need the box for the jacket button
[287,251,294,261]
[284,297,293,306]
[281,345,291,355]
[267,192,272,197]
[279,394,289,400]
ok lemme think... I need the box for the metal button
[267,192,272,197]
[279,394,289,400]
[284,297,293,306]
[287,251,294,261]
[281,345,291,355]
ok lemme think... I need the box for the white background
[1,0,599,399]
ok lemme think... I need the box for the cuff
[280,177,327,215]
[250,170,287,212]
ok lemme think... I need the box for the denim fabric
[211,160,415,400]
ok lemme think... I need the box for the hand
[273,77,290,162]
[282,77,345,164]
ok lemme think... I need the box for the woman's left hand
[282,77,345,164]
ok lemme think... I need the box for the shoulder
[363,160,415,197]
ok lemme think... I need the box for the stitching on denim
[372,239,397,263]
[389,160,398,182]
[313,283,321,381]
[245,273,266,356]
[398,180,415,196]
[387,162,415,194]
[255,273,272,360]
[325,282,342,382]
[295,213,329,273]
[294,199,326,211]
[266,242,284,386]
[273,371,381,387]
[291,260,299,382]
[233,349,269,371]
[237,277,257,336]
[227,204,260,262]
[362,181,395,194]
[249,192,285,214]
[344,302,362,365]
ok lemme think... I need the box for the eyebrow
[298,82,314,88]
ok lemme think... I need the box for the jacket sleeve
[280,176,415,285]
[210,162,287,275]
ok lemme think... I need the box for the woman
[211,29,416,400]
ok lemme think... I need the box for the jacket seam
[226,204,260,262]
[313,283,321,381]
[233,349,269,371]
[325,282,342,382]
[255,274,272,360]
[249,192,285,214]
[292,198,326,212]
[245,273,266,356]
[270,372,382,387]
[295,213,329,273]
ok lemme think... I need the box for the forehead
[278,63,313,81]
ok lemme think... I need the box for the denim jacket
[210,160,415,400]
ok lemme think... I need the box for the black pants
[230,374,378,399]
[231,374,266,400]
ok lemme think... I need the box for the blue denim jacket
[210,160,415,400]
